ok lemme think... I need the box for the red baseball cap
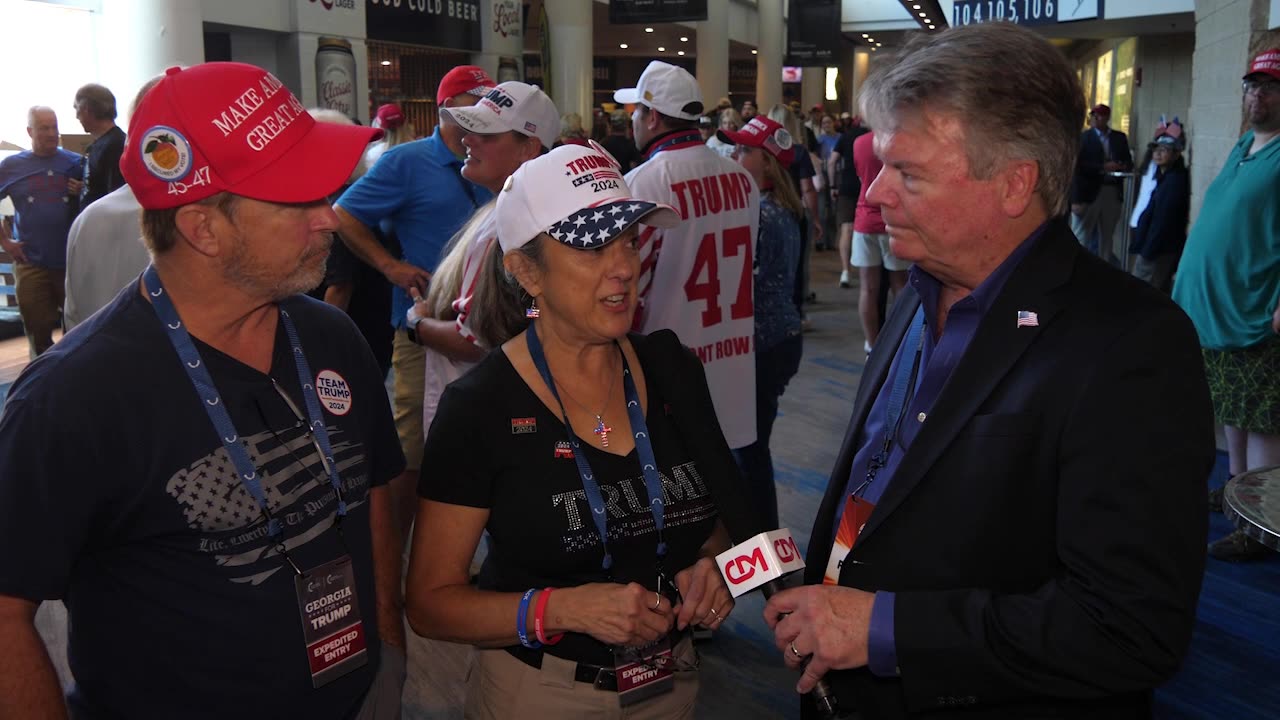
[717,116,796,165]
[1090,104,1111,116]
[1245,48,1280,82]
[120,63,381,210]
[374,103,405,130]
[436,65,496,106]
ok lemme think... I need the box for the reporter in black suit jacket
[1069,105,1133,264]
[765,23,1214,719]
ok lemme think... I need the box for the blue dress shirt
[833,224,1046,677]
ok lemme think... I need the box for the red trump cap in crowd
[1245,48,1280,81]
[436,65,497,106]
[374,103,405,130]
[120,62,381,210]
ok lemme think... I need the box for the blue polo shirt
[1173,130,1280,351]
[0,149,83,269]
[833,224,1045,676]
[337,128,491,327]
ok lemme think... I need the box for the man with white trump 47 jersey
[0,63,406,719]
[615,61,760,457]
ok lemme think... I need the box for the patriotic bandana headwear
[1150,115,1185,151]
[496,141,680,253]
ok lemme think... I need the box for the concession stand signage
[366,0,483,52]
[785,0,842,66]
[608,0,708,25]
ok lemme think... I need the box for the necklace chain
[553,346,621,424]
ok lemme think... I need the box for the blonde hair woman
[715,115,805,531]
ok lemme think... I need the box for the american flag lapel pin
[1016,310,1039,328]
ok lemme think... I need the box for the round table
[1223,465,1280,552]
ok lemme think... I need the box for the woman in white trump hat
[406,143,757,717]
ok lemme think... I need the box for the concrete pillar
[477,0,525,83]
[851,49,872,117]
[697,0,730,111]
[94,0,205,126]
[801,67,825,112]
[543,0,593,125]
[756,0,784,110]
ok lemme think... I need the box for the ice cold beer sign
[367,0,483,51]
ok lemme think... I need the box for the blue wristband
[517,588,541,649]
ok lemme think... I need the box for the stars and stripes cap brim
[546,199,679,250]
[496,141,681,253]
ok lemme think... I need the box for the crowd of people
[0,20,1276,720]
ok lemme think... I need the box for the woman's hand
[672,557,734,631]
[555,582,675,647]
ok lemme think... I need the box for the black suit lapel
[852,222,1081,548]
[803,290,922,583]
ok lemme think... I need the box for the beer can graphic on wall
[316,37,357,118]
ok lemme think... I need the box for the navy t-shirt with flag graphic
[0,285,404,719]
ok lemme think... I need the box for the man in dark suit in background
[1070,103,1133,265]
[765,22,1214,718]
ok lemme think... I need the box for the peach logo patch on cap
[139,125,193,182]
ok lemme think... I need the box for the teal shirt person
[1173,131,1280,350]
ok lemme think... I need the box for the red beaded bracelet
[533,586,564,645]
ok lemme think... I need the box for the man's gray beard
[223,234,331,301]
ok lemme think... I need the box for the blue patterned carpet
[1155,451,1280,719]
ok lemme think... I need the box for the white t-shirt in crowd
[64,184,150,331]
[626,135,761,449]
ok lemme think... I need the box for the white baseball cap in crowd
[440,81,560,149]
[497,142,681,253]
[613,61,704,121]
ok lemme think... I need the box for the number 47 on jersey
[684,226,753,329]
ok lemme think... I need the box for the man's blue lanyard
[525,322,667,571]
[856,306,925,498]
[142,266,348,544]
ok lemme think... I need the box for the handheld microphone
[715,530,839,719]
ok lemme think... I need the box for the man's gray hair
[75,83,118,121]
[859,22,1084,216]
[27,106,55,128]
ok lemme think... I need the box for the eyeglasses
[253,379,345,518]
[1243,79,1280,97]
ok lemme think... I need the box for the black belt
[504,645,620,691]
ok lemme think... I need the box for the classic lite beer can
[316,37,357,118]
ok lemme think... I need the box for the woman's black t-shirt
[420,334,720,666]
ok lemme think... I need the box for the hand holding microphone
[715,530,840,719]
[763,585,875,693]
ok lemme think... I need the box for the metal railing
[1105,170,1136,273]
